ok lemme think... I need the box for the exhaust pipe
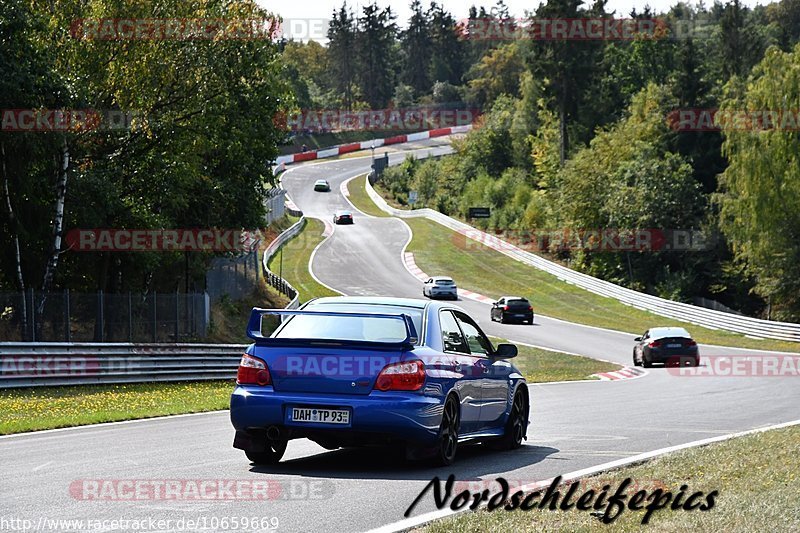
[266,426,281,441]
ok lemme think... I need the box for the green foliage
[716,43,800,319]
[0,0,292,294]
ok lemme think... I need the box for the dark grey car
[633,327,699,367]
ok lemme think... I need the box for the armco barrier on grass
[364,178,800,343]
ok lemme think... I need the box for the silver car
[422,276,458,300]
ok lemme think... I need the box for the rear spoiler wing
[246,308,419,348]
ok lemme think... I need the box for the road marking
[0,410,228,440]
[32,461,52,472]
[367,418,800,533]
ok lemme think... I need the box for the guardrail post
[64,289,71,343]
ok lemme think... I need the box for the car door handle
[454,363,462,372]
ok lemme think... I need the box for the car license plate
[515,314,525,317]
[289,407,350,425]
[667,343,682,348]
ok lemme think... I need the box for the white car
[422,276,458,300]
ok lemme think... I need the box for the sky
[258,0,777,29]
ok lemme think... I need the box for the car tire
[245,438,288,465]
[492,389,527,451]
[434,396,460,466]
[642,354,653,368]
[633,350,641,367]
[499,315,506,324]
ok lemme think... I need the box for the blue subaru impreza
[230,296,529,466]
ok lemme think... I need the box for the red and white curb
[403,251,428,280]
[322,219,335,238]
[402,252,642,382]
[402,252,495,304]
[595,367,646,381]
[275,125,472,167]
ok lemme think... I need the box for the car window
[277,304,423,344]
[439,310,469,354]
[454,312,493,356]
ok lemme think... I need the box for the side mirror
[493,343,518,359]
[634,336,642,342]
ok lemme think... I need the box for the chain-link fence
[265,187,287,225]
[205,245,262,303]
[0,290,209,342]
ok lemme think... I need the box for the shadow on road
[250,443,559,481]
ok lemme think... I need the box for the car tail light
[375,360,425,391]
[528,306,533,311]
[503,305,510,311]
[237,354,271,386]
[648,340,662,348]
[685,340,697,346]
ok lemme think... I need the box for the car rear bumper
[502,311,533,322]
[428,290,457,298]
[230,386,443,445]
[647,349,699,363]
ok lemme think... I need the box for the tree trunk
[1,141,28,339]
[37,136,70,331]
[559,84,568,166]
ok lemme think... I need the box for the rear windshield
[507,299,529,306]
[274,304,423,344]
[435,279,454,285]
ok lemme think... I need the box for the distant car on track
[313,179,330,192]
[490,297,534,324]
[633,327,699,368]
[230,296,529,466]
[422,276,458,300]
[333,210,353,224]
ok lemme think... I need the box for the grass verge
[267,218,339,303]
[418,424,800,532]
[0,380,234,435]
[404,217,800,353]
[346,174,389,217]
[0,344,616,435]
[351,176,800,352]
[490,337,619,383]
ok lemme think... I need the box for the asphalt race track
[3,139,799,533]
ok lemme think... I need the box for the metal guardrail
[0,200,309,388]
[0,342,247,388]
[365,180,800,343]
[262,217,304,312]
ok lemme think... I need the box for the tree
[328,2,358,109]
[716,44,800,319]
[356,2,398,108]
[428,3,465,86]
[522,0,603,164]
[401,0,431,95]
